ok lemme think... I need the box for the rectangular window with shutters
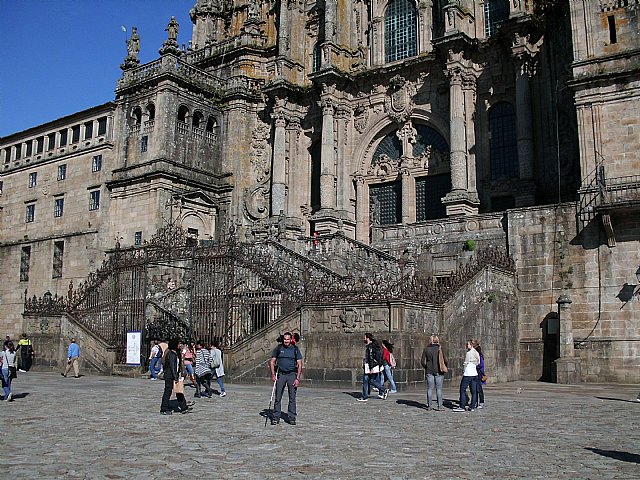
[52,241,64,278]
[369,181,401,225]
[25,204,35,223]
[20,246,31,282]
[89,190,100,211]
[54,197,64,217]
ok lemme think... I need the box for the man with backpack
[269,332,302,425]
[148,339,162,380]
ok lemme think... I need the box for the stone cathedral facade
[1,1,639,383]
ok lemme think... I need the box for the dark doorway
[540,312,560,382]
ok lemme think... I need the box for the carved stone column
[400,167,415,224]
[324,0,336,44]
[512,33,542,207]
[371,17,383,65]
[320,97,336,210]
[286,116,302,218]
[335,104,352,211]
[271,111,287,216]
[278,0,291,56]
[355,176,368,242]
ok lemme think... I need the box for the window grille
[370,182,401,225]
[28,172,37,188]
[416,174,451,221]
[489,102,518,180]
[26,204,35,223]
[385,0,417,63]
[484,0,510,37]
[52,241,64,278]
[89,190,100,211]
[20,246,31,282]
[54,198,64,218]
[134,231,143,246]
[141,135,148,152]
[58,164,67,181]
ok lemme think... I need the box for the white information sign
[126,331,142,365]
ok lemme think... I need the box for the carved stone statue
[127,27,140,59]
[247,0,260,21]
[166,16,179,43]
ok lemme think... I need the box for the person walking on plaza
[160,338,190,414]
[421,335,448,411]
[472,340,486,409]
[453,340,480,412]
[181,341,197,388]
[210,340,226,397]
[148,339,162,380]
[269,332,302,425]
[1,341,18,401]
[17,333,35,372]
[357,333,388,402]
[61,338,80,378]
[194,340,213,398]
[381,340,398,393]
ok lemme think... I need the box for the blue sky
[0,0,194,137]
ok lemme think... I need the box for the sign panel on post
[126,331,142,365]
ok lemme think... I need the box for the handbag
[173,378,185,395]
[438,347,448,374]
[481,374,488,382]
[9,366,17,380]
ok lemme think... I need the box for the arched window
[484,0,510,37]
[192,111,204,129]
[146,103,155,121]
[385,0,417,63]
[132,107,142,125]
[412,124,449,157]
[177,105,189,123]
[312,42,322,72]
[372,131,402,165]
[489,102,518,180]
[206,117,217,133]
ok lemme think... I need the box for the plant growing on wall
[463,239,476,251]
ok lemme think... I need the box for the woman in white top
[1,341,18,401]
[453,340,480,412]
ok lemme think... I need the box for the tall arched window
[177,105,189,123]
[385,0,417,63]
[132,107,142,125]
[312,42,322,72]
[146,103,155,121]
[192,111,204,129]
[206,117,217,133]
[489,102,518,180]
[484,0,510,37]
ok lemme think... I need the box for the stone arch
[131,106,143,125]
[205,116,218,133]
[177,105,190,123]
[192,111,205,128]
[145,103,156,121]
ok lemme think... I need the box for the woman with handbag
[473,340,486,409]
[420,335,447,411]
[357,333,388,402]
[1,341,18,401]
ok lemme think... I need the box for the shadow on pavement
[585,448,640,464]
[595,396,639,404]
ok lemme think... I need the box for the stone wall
[23,313,114,374]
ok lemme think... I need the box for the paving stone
[2,373,639,479]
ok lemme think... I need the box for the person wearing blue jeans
[1,342,17,401]
[421,335,447,411]
[357,333,388,402]
[148,340,162,380]
[454,340,480,412]
[381,340,397,393]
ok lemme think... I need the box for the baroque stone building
[1,0,638,384]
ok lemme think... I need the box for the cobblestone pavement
[2,372,639,479]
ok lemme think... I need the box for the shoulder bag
[438,347,448,374]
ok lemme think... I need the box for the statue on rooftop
[127,27,140,59]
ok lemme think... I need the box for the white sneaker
[478,404,484,409]
[452,407,466,412]
[356,398,368,402]
[389,390,397,394]
[18,369,26,373]
[220,391,226,397]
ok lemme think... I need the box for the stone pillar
[355,176,368,242]
[555,294,581,384]
[278,1,290,56]
[335,105,352,211]
[400,168,415,224]
[371,17,383,65]
[286,116,302,218]
[271,114,287,216]
[448,68,467,192]
[324,0,336,45]
[320,98,336,210]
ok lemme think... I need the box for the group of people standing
[156,338,226,415]
[1,334,36,402]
